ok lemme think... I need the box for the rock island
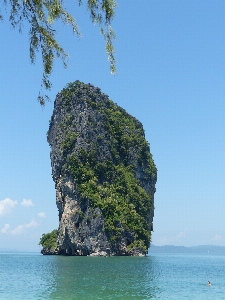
[41,81,157,256]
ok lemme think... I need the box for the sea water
[0,252,224,299]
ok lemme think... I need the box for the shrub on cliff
[39,229,58,250]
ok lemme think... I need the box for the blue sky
[0,0,224,251]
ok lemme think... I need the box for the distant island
[40,81,157,256]
[148,245,225,255]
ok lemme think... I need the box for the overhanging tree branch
[2,0,117,105]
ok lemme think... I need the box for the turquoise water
[0,252,224,299]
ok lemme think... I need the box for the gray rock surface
[47,81,157,256]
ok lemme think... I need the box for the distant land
[149,245,225,255]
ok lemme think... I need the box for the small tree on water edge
[39,229,57,251]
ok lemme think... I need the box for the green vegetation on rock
[55,81,157,252]
[39,229,58,251]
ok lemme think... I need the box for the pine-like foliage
[1,0,116,105]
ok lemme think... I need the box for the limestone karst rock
[47,81,157,256]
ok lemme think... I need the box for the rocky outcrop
[47,81,157,256]
[41,248,59,255]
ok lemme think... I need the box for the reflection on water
[49,256,161,299]
[0,253,160,299]
[1,253,224,299]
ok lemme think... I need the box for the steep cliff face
[47,81,157,256]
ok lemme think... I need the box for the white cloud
[176,228,188,239]
[11,220,38,235]
[155,228,189,246]
[1,224,10,234]
[0,198,17,216]
[20,199,34,207]
[157,235,174,245]
[210,234,224,243]
[38,212,46,218]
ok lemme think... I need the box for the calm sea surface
[0,252,224,299]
